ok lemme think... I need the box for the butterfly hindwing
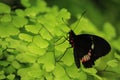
[91,35,111,59]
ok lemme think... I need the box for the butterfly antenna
[73,10,86,31]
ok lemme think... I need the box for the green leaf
[33,35,49,48]
[5,66,16,74]
[72,17,98,34]
[0,14,12,22]
[57,8,71,23]
[55,24,70,36]
[7,74,15,80]
[39,28,53,40]
[83,68,97,74]
[79,71,87,80]
[25,24,42,34]
[53,64,70,80]
[66,64,87,79]
[16,52,37,63]
[21,0,31,7]
[11,61,21,69]
[114,52,120,60]
[12,16,28,28]
[62,48,74,66]
[92,74,103,80]
[18,63,43,79]
[44,72,54,80]
[53,64,66,77]
[43,52,55,72]
[37,52,55,72]
[0,23,19,37]
[0,39,9,49]
[107,59,118,67]
[19,33,33,42]
[7,55,15,62]
[25,7,40,17]
[5,38,28,52]
[103,22,116,39]
[0,74,6,79]
[55,41,69,53]
[83,68,102,80]
[0,3,10,13]
[0,61,10,66]
[15,9,25,17]
[28,43,46,56]
[36,0,47,12]
[97,71,120,80]
[112,38,120,51]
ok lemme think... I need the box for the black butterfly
[69,30,111,68]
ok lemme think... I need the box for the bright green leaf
[21,0,31,7]
[0,3,10,13]
[107,59,118,67]
[28,43,46,56]
[18,63,43,79]
[19,33,33,42]
[39,28,53,40]
[66,64,87,79]
[112,38,120,51]
[7,74,15,80]
[0,61,10,66]
[114,52,120,60]
[36,0,47,12]
[12,16,28,28]
[53,64,66,78]
[0,23,19,38]
[103,22,116,39]
[43,52,55,72]
[0,14,12,22]
[79,71,87,80]
[37,52,55,72]
[62,48,74,66]
[92,74,103,80]
[57,8,71,23]
[0,74,6,79]
[16,52,37,63]
[72,17,98,34]
[5,37,28,52]
[25,24,42,34]
[33,35,49,48]
[83,68,97,74]
[55,41,69,53]
[44,73,54,80]
[5,66,16,74]
[25,7,40,17]
[11,61,21,69]
[7,55,15,62]
[15,9,25,17]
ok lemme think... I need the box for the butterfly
[69,30,111,68]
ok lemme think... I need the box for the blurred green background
[0,0,120,80]
[45,0,120,36]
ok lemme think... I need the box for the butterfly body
[69,30,111,68]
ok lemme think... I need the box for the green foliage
[0,0,120,80]
[0,3,10,13]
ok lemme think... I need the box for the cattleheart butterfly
[69,30,111,68]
